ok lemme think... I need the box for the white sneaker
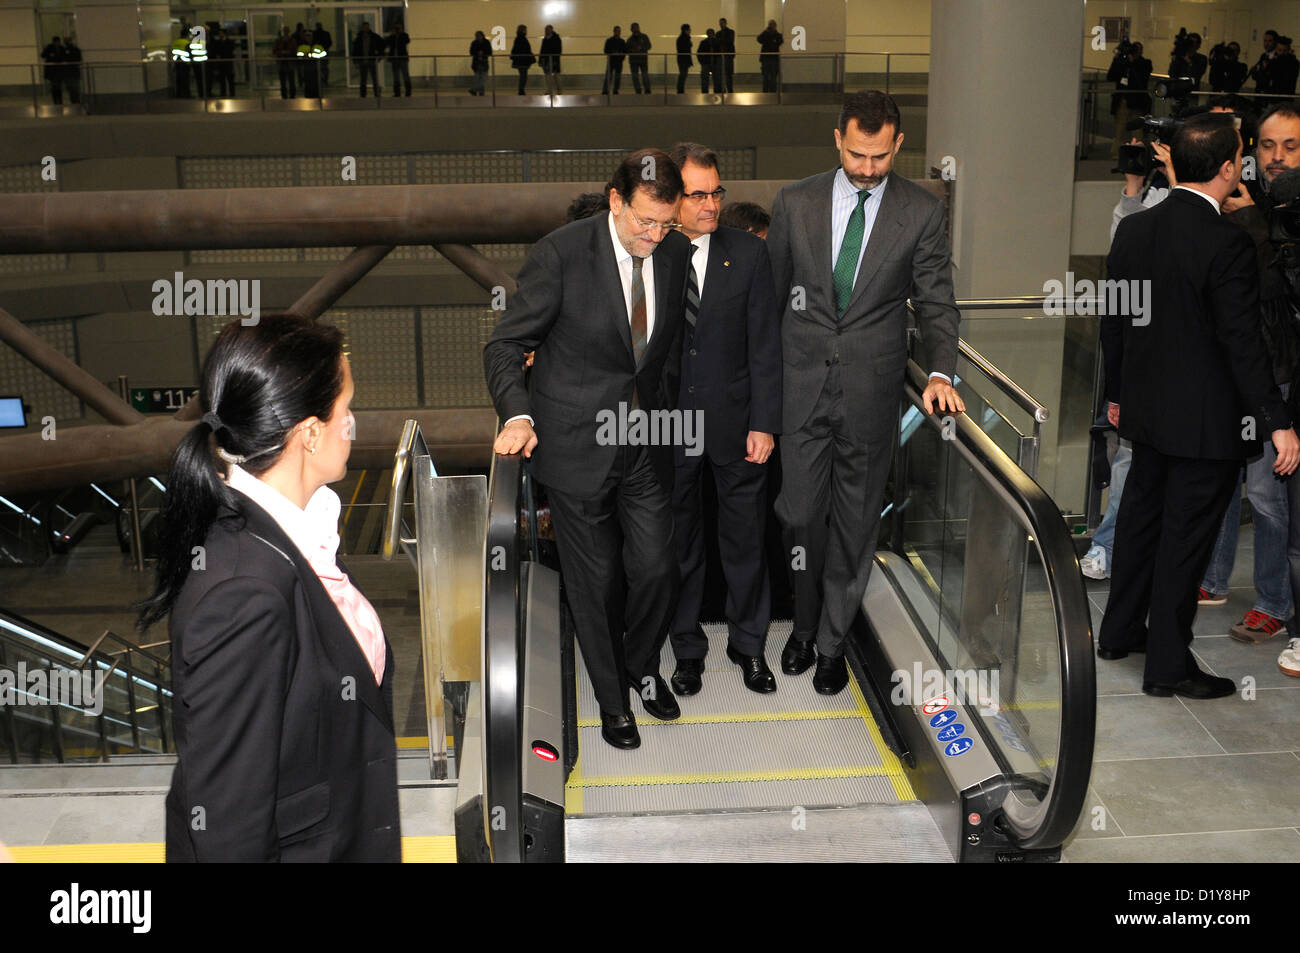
[1279,638,1300,678]
[1080,546,1109,580]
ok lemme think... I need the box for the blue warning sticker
[936,723,966,742]
[929,710,958,729]
[944,737,974,757]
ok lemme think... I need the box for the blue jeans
[1091,441,1132,557]
[1202,426,1293,620]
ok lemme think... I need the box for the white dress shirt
[607,208,658,340]
[689,231,711,298]
[1173,185,1222,214]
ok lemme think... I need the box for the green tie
[833,189,871,318]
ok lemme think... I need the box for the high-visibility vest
[189,36,207,63]
[296,43,326,59]
[171,37,190,62]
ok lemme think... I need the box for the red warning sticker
[922,696,950,715]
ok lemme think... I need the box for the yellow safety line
[342,469,366,531]
[9,836,456,863]
[572,764,901,788]
[565,752,584,814]
[574,708,863,728]
[396,736,455,749]
[847,677,916,801]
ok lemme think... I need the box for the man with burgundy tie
[766,90,964,695]
[484,149,692,749]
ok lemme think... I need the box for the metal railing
[2,50,930,116]
[0,609,173,764]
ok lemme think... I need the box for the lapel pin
[723,260,730,267]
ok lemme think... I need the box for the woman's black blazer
[164,489,401,862]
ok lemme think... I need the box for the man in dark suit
[766,89,963,695]
[484,150,692,749]
[1099,112,1300,698]
[676,24,693,94]
[603,26,626,94]
[716,18,736,92]
[665,142,782,697]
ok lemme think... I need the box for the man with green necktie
[766,89,964,695]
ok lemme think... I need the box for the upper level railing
[0,51,931,116]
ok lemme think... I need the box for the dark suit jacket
[483,212,692,497]
[1102,188,1289,460]
[677,34,693,67]
[165,491,401,862]
[766,169,960,444]
[676,225,782,465]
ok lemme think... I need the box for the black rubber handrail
[902,359,1095,850]
[481,449,525,862]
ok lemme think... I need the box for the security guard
[296,29,326,98]
[171,31,192,98]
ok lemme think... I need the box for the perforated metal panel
[412,152,525,184]
[0,163,67,274]
[421,305,496,408]
[330,307,418,409]
[0,318,81,422]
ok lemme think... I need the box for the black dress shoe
[1097,644,1146,660]
[781,633,817,675]
[630,673,681,720]
[1143,669,1236,699]
[600,711,641,749]
[726,644,776,693]
[812,653,849,695]
[671,657,704,696]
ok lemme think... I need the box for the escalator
[457,354,1095,863]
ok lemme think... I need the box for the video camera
[1114,115,1183,177]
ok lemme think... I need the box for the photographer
[1209,41,1247,93]
[1249,29,1279,95]
[1109,41,1152,159]
[1098,112,1299,698]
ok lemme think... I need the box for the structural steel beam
[0,305,145,425]
[0,409,499,495]
[287,244,396,320]
[0,181,795,253]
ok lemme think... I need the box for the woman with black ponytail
[138,314,400,862]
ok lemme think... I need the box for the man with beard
[1194,104,1300,644]
[766,90,963,694]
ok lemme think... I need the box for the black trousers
[390,59,410,95]
[630,60,649,93]
[545,445,677,715]
[277,59,295,97]
[358,60,380,96]
[670,450,771,659]
[677,63,689,93]
[775,363,893,657]
[1099,441,1241,684]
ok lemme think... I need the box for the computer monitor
[0,396,28,429]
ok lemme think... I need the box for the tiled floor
[1061,526,1300,862]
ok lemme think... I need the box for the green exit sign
[130,387,199,414]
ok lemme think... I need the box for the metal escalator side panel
[519,560,565,863]
[899,360,1096,850]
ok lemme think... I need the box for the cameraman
[1197,104,1300,643]
[1109,41,1153,159]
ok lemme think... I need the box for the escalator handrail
[902,359,1095,850]
[481,448,525,862]
[381,418,428,562]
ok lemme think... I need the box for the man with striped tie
[665,142,783,698]
[484,150,693,749]
[766,90,964,695]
